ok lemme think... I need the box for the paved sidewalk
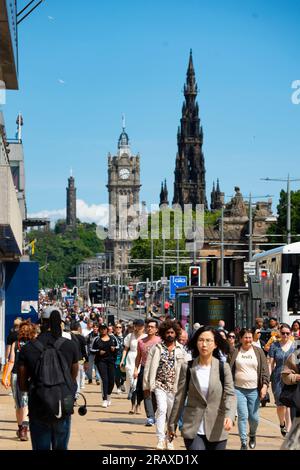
[0,383,284,450]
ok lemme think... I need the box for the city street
[0,383,284,451]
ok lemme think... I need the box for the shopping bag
[1,363,11,388]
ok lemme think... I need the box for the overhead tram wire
[17,0,45,25]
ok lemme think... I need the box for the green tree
[130,208,213,280]
[268,189,300,243]
[27,221,104,288]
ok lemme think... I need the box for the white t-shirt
[195,364,211,435]
[234,347,258,389]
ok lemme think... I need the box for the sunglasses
[228,335,235,339]
[281,332,290,336]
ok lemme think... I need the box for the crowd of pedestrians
[2,296,300,451]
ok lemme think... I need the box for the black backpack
[30,337,76,422]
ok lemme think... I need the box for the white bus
[253,242,300,324]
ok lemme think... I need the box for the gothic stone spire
[173,50,207,210]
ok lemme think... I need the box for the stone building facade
[105,124,141,277]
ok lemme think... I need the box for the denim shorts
[11,373,28,409]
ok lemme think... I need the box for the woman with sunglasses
[227,332,237,363]
[268,323,296,437]
[251,328,266,350]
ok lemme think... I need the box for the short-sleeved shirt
[234,347,258,389]
[18,332,79,422]
[93,336,118,363]
[155,343,176,393]
[6,330,18,347]
[137,336,161,367]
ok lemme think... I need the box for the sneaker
[88,379,92,384]
[280,423,287,437]
[96,380,100,385]
[102,400,108,408]
[19,426,28,442]
[249,435,256,449]
[240,442,248,450]
[117,388,122,395]
[145,418,155,427]
[107,396,111,406]
[156,439,165,450]
[166,440,175,450]
[121,384,126,392]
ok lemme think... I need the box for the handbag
[120,353,127,373]
[1,363,11,388]
[279,382,300,409]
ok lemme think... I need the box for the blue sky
[4,0,300,225]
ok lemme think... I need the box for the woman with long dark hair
[168,326,236,450]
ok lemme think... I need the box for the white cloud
[29,199,109,227]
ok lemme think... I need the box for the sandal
[280,423,287,437]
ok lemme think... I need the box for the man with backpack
[18,307,79,450]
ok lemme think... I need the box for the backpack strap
[31,339,45,354]
[54,337,67,351]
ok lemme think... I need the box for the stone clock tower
[105,122,141,277]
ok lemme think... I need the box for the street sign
[145,293,150,299]
[65,296,74,306]
[170,276,187,299]
[161,277,168,286]
[244,261,256,275]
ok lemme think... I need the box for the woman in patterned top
[143,320,187,450]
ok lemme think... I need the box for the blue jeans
[235,387,260,444]
[30,416,71,450]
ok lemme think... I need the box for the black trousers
[96,361,115,400]
[135,366,157,415]
[184,434,227,450]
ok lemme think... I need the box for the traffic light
[189,266,201,286]
[259,268,269,279]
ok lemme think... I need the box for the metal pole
[150,238,154,309]
[151,239,154,285]
[287,174,291,245]
[220,207,224,286]
[146,277,149,317]
[162,238,165,317]
[117,273,120,320]
[176,231,179,276]
[249,193,253,260]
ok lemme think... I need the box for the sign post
[170,276,187,300]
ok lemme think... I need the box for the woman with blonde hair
[3,320,37,441]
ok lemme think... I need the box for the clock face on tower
[119,168,130,180]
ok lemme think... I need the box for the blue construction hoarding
[5,261,39,340]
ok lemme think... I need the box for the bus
[86,280,103,307]
[253,242,300,324]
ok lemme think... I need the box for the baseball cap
[99,323,108,329]
[41,306,65,322]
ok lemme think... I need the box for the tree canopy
[268,189,300,243]
[27,221,104,288]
